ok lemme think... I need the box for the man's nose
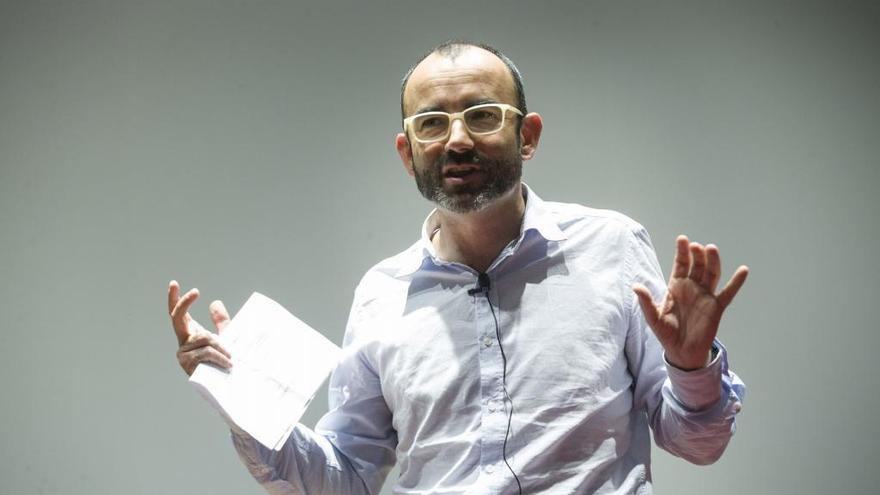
[444,118,474,153]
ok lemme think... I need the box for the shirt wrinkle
[231,185,745,495]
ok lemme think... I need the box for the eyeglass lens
[412,105,505,140]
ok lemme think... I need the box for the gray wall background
[1,1,877,494]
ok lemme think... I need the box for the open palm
[634,236,749,371]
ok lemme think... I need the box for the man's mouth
[443,164,481,180]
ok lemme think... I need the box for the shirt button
[488,403,496,412]
[485,464,494,474]
[482,336,493,347]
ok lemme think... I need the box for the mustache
[439,150,487,166]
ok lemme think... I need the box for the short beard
[412,147,522,214]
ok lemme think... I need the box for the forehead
[404,47,516,115]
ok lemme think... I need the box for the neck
[431,183,526,273]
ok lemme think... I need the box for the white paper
[189,292,341,450]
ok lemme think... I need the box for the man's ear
[396,132,415,177]
[519,113,543,161]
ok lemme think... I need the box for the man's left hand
[633,235,749,371]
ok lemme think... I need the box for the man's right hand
[167,280,234,376]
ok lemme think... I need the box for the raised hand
[167,280,233,376]
[633,236,749,371]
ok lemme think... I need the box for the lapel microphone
[468,272,491,296]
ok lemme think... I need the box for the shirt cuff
[663,343,724,411]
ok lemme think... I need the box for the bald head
[400,41,527,120]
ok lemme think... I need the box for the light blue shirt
[232,185,745,494]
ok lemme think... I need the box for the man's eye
[469,110,499,122]
[419,117,445,129]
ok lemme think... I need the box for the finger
[688,242,706,283]
[717,265,749,310]
[209,300,231,333]
[670,235,691,280]
[633,284,661,329]
[167,280,180,315]
[170,288,199,346]
[178,346,234,376]
[179,330,232,359]
[703,244,721,292]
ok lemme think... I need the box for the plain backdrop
[1,1,878,494]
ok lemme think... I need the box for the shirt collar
[519,183,567,243]
[393,183,567,278]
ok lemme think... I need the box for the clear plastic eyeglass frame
[402,103,524,143]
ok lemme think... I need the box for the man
[168,41,748,494]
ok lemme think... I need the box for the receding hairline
[404,49,511,111]
[400,41,527,121]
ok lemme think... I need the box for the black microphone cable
[472,273,522,495]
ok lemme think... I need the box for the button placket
[474,273,507,477]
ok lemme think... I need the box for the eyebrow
[413,98,499,116]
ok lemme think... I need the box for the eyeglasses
[403,103,523,143]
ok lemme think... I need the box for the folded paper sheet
[189,292,341,450]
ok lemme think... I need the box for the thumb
[632,283,660,329]
[209,300,231,334]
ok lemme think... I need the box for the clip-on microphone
[468,272,491,296]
